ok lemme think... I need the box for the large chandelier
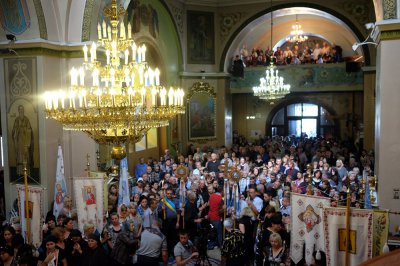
[43,0,185,147]
[252,0,290,103]
[286,15,308,43]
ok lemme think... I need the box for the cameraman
[174,230,199,266]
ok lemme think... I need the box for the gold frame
[187,82,217,141]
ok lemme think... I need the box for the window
[270,103,336,137]
[131,129,158,152]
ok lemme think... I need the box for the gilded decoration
[380,29,400,40]
[220,12,244,42]
[81,0,95,42]
[33,0,47,39]
[383,0,397,19]
[187,82,217,141]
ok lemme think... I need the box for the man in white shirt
[246,187,263,220]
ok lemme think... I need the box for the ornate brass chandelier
[252,0,290,103]
[286,15,308,43]
[43,0,185,146]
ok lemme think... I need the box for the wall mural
[0,0,30,35]
[187,11,215,64]
[126,0,159,39]
[5,58,40,183]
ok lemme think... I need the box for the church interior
[0,0,400,264]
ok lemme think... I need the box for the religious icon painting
[82,186,96,205]
[24,200,33,219]
[338,229,357,254]
[298,204,321,232]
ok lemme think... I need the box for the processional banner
[373,210,389,257]
[16,185,44,247]
[290,193,331,265]
[323,207,373,266]
[73,177,104,232]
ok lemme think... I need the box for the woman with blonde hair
[127,202,142,238]
[265,233,286,266]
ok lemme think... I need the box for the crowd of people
[231,42,344,78]
[0,134,374,266]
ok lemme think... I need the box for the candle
[160,87,166,106]
[141,87,146,105]
[92,68,99,87]
[82,89,87,108]
[128,23,132,39]
[91,43,97,62]
[97,23,102,39]
[107,25,112,40]
[137,47,142,63]
[124,68,130,86]
[148,68,154,86]
[151,87,157,106]
[83,45,88,62]
[95,88,102,107]
[112,41,117,58]
[124,49,129,65]
[144,71,149,87]
[110,68,115,87]
[139,66,144,85]
[79,67,85,86]
[102,20,107,38]
[70,67,77,86]
[168,87,174,106]
[120,21,125,39]
[131,72,135,86]
[142,45,146,62]
[132,43,137,61]
[155,68,160,86]
[60,91,65,109]
[106,50,110,65]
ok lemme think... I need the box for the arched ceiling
[225,7,368,70]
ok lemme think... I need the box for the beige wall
[375,37,400,232]
[232,92,363,141]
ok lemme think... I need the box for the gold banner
[373,210,389,257]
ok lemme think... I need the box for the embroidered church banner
[73,177,104,232]
[373,210,389,257]
[290,193,331,264]
[16,185,44,247]
[323,208,373,266]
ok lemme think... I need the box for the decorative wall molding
[219,12,245,42]
[81,0,95,42]
[33,0,47,40]
[383,0,397,20]
[169,3,184,36]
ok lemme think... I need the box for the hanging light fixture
[286,14,308,43]
[252,0,290,103]
[43,0,185,153]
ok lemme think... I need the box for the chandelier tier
[252,0,290,103]
[43,0,185,145]
[286,15,308,43]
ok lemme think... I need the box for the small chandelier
[253,63,290,102]
[43,0,185,147]
[252,0,290,103]
[286,15,308,43]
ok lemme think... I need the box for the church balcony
[230,62,363,94]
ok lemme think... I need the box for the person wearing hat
[37,235,67,266]
[81,234,110,266]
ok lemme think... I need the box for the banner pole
[345,189,351,266]
[23,162,31,244]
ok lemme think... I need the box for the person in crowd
[111,220,138,266]
[42,215,56,240]
[0,245,16,266]
[238,207,256,265]
[127,202,142,238]
[65,229,87,266]
[265,233,286,266]
[173,229,199,266]
[134,157,148,178]
[81,234,110,266]
[37,235,67,266]
[1,227,15,248]
[206,185,223,248]
[161,187,181,256]
[105,212,122,251]
[136,219,168,266]
[221,218,245,266]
